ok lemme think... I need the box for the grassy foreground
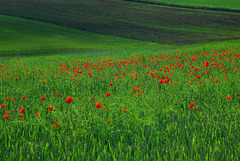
[0,42,240,160]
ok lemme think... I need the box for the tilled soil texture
[0,0,239,45]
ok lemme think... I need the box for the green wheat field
[0,0,240,160]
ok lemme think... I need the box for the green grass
[153,0,240,9]
[0,14,163,57]
[124,0,240,10]
[0,42,240,160]
[0,0,240,45]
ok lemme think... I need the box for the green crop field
[1,41,240,160]
[0,0,240,160]
[154,0,240,9]
[124,0,240,10]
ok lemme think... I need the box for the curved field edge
[0,0,239,45]
[2,38,240,60]
[0,14,163,58]
[122,0,240,12]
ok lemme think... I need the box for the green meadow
[0,0,240,160]
[1,40,240,160]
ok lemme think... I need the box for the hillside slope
[0,14,158,57]
[0,0,239,45]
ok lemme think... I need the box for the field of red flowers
[0,45,240,160]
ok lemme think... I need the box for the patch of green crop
[0,14,163,57]
[136,0,240,9]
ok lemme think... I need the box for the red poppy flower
[22,96,26,100]
[107,120,111,124]
[56,94,60,97]
[15,78,18,81]
[95,102,101,108]
[35,113,39,116]
[196,75,200,79]
[48,106,53,111]
[1,103,5,108]
[3,114,9,119]
[6,98,8,102]
[122,108,127,112]
[19,108,25,114]
[106,92,111,97]
[53,122,59,128]
[66,96,73,104]
[72,78,75,81]
[195,107,198,111]
[20,113,24,117]
[226,96,232,99]
[41,96,46,101]
[109,83,113,86]
[190,103,195,108]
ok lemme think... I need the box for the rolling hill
[0,0,239,45]
[0,14,160,57]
